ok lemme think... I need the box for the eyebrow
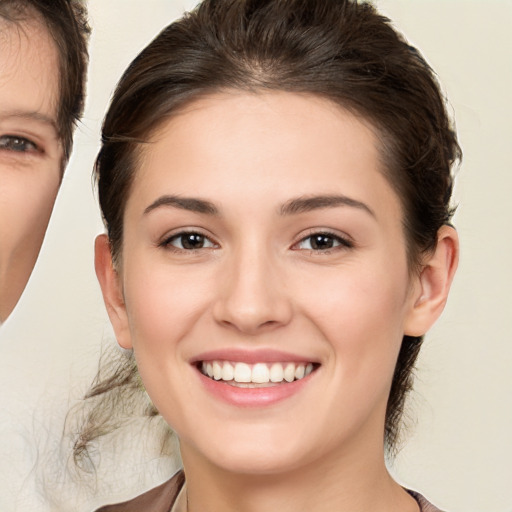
[0,110,59,134]
[144,195,219,215]
[144,193,375,218]
[280,194,375,217]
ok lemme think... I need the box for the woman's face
[104,92,428,475]
[0,17,62,322]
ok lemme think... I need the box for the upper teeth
[201,361,314,384]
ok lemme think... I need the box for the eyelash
[0,135,40,154]
[293,231,354,253]
[159,230,353,254]
[159,230,218,252]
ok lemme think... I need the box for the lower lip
[196,369,314,407]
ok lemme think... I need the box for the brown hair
[77,0,460,463]
[0,0,90,164]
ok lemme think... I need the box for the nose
[212,245,293,335]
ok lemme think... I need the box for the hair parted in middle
[75,0,460,464]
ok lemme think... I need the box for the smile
[200,360,316,387]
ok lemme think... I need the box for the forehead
[140,91,381,180]
[141,91,383,178]
[131,92,401,221]
[0,14,60,125]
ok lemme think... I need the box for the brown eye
[180,233,206,250]
[310,234,335,250]
[164,232,216,250]
[296,232,352,251]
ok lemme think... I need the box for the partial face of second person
[97,91,456,480]
[0,14,62,322]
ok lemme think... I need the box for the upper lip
[190,348,319,365]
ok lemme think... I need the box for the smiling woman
[77,1,459,511]
[0,0,89,323]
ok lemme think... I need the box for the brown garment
[95,471,185,512]
[408,490,446,512]
[95,470,444,512]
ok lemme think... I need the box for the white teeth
[234,362,252,383]
[222,362,234,381]
[200,360,316,384]
[269,363,284,382]
[251,363,270,384]
[284,363,295,382]
[212,361,222,380]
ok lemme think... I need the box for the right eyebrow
[280,194,375,218]
[144,195,219,216]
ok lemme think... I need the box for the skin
[96,92,458,512]
[0,16,62,322]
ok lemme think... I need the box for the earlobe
[94,234,133,349]
[404,225,459,337]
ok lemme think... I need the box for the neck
[180,439,418,512]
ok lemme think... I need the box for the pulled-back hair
[76,0,460,464]
[0,0,90,164]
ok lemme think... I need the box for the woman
[87,0,459,510]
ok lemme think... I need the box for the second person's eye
[0,135,39,153]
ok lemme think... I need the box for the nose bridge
[214,236,291,333]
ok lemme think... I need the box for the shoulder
[94,470,185,512]
[408,490,446,512]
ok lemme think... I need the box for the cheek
[122,257,213,351]
[290,267,410,438]
[0,170,59,255]
[120,260,219,433]
[295,260,410,376]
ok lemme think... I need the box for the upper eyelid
[294,228,354,245]
[0,121,61,147]
[291,233,354,254]
[159,227,219,246]
[0,112,59,144]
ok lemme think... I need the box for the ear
[404,225,459,336]
[94,234,133,349]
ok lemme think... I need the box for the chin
[183,424,317,477]
[214,450,306,477]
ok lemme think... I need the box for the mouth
[197,360,318,388]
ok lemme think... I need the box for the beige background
[0,0,511,510]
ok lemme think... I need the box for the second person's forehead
[0,16,60,117]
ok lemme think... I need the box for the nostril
[213,297,293,334]
[218,317,284,335]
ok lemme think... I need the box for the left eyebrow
[280,195,375,218]
[144,195,219,216]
